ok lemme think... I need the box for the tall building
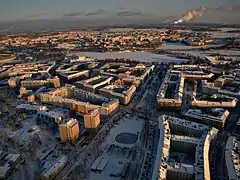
[84,108,101,130]
[152,115,218,180]
[59,118,79,143]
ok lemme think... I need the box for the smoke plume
[174,7,207,24]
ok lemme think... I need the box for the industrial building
[152,115,218,180]
[184,108,230,129]
[75,75,114,93]
[59,118,80,143]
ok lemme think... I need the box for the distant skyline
[0,0,239,22]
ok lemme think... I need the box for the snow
[69,52,190,63]
[88,116,144,180]
[211,32,240,38]
[162,42,199,50]
[168,49,240,60]
[104,116,144,148]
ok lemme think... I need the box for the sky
[0,0,239,22]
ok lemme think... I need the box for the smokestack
[174,6,207,24]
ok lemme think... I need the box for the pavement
[210,131,229,180]
[62,111,126,180]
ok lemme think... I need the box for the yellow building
[59,118,79,143]
[84,108,100,129]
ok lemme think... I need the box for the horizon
[0,0,240,33]
[0,0,239,22]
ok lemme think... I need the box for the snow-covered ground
[162,42,229,50]
[6,118,56,180]
[219,28,240,32]
[69,52,190,63]
[211,32,240,38]
[162,43,198,50]
[104,115,144,148]
[88,115,144,180]
[169,49,240,60]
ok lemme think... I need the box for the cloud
[25,6,51,19]
[85,9,107,16]
[117,7,126,10]
[63,12,85,17]
[215,4,240,12]
[116,11,152,17]
[26,12,48,18]
[39,6,49,11]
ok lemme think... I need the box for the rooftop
[185,108,229,122]
[0,151,21,179]
[152,115,218,180]
[225,137,240,180]
[60,118,78,127]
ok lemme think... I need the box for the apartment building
[75,75,114,93]
[99,84,136,105]
[152,115,218,180]
[59,118,80,143]
[184,108,229,129]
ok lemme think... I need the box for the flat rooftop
[152,115,218,180]
[225,137,240,180]
[185,108,229,120]
[87,76,111,86]
[165,115,209,132]
[200,94,236,102]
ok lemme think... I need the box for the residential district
[0,27,239,180]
